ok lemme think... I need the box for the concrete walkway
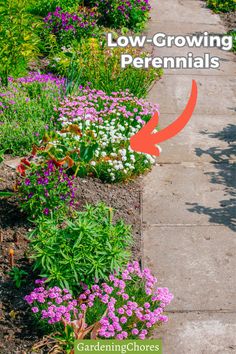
[143,1,236,353]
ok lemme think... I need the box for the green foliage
[0,191,14,198]
[207,0,236,12]
[9,266,28,288]
[229,30,236,52]
[29,203,132,292]
[27,0,82,17]
[49,39,162,98]
[0,0,40,86]
[18,161,77,220]
[86,0,151,32]
[30,87,158,183]
[42,6,100,48]
[0,75,63,155]
[0,149,4,163]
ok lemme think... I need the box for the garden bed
[0,162,142,353]
[0,1,174,352]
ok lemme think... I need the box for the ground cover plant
[25,262,173,351]
[27,0,83,17]
[29,88,158,182]
[0,73,64,155]
[28,203,132,291]
[18,160,78,219]
[207,0,236,13]
[49,39,161,98]
[86,0,151,31]
[43,6,100,47]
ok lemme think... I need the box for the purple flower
[24,178,31,186]
[43,208,49,215]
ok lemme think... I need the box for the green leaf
[0,191,14,198]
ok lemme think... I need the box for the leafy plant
[0,73,64,155]
[25,262,173,351]
[86,0,151,31]
[9,266,28,288]
[0,149,4,163]
[18,160,78,219]
[0,0,40,86]
[0,191,14,198]
[27,0,83,17]
[207,0,236,13]
[229,30,236,52]
[29,203,132,292]
[28,88,158,183]
[64,54,83,96]
[49,38,162,98]
[43,6,100,47]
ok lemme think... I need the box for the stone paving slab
[145,20,227,36]
[153,312,236,354]
[157,113,235,163]
[144,0,236,349]
[150,0,222,26]
[144,225,236,311]
[149,46,235,76]
[148,75,236,115]
[142,163,236,225]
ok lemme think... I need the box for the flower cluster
[24,279,78,324]
[25,262,173,340]
[43,88,159,182]
[44,7,99,46]
[15,72,65,88]
[0,73,64,155]
[18,160,78,219]
[90,0,151,31]
[0,73,64,115]
[82,261,173,340]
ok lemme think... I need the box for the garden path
[143,1,236,353]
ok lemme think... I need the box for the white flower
[130,155,135,161]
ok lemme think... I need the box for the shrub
[25,262,173,349]
[43,6,100,47]
[86,0,151,31]
[31,88,158,183]
[207,0,236,13]
[0,73,64,155]
[29,203,132,291]
[0,0,40,86]
[49,38,161,98]
[18,160,78,219]
[27,0,82,17]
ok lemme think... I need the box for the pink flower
[32,307,39,313]
[120,316,127,324]
[80,304,87,311]
[131,328,139,335]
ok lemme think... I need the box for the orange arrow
[130,80,198,156]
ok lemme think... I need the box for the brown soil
[220,11,236,31]
[0,162,141,354]
[201,1,236,31]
